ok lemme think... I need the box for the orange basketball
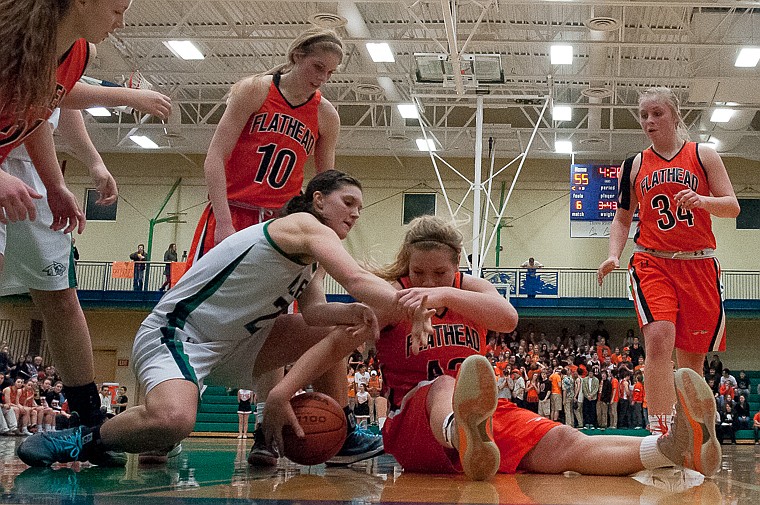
[282,392,347,465]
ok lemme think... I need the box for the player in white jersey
[18,170,430,467]
[0,83,171,435]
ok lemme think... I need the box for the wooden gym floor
[1,436,758,504]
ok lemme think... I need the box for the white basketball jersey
[143,220,318,344]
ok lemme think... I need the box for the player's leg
[450,355,500,480]
[519,368,720,477]
[17,379,198,467]
[641,320,676,431]
[29,288,104,427]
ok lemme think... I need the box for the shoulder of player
[228,75,271,111]
[695,141,722,168]
[317,98,340,123]
[272,213,334,244]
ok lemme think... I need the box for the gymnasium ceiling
[80,0,760,162]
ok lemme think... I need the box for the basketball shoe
[247,425,278,467]
[452,354,500,481]
[138,442,183,464]
[657,368,722,477]
[326,412,384,465]
[17,426,126,467]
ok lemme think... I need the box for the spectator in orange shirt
[346,365,356,412]
[753,410,760,444]
[549,367,563,422]
[595,337,612,366]
[634,356,645,373]
[367,370,382,425]
[609,370,620,429]
[631,373,646,429]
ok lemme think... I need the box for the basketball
[281,392,347,465]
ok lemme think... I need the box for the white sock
[441,412,456,449]
[46,424,54,432]
[639,434,674,469]
[256,402,266,426]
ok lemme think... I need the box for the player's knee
[152,409,196,440]
[545,426,586,470]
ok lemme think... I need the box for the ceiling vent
[309,13,347,29]
[584,16,621,32]
[582,87,613,99]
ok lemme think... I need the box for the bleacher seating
[736,370,760,442]
[193,386,256,434]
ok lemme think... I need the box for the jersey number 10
[255,143,297,189]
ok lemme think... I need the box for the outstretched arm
[64,82,172,120]
[58,109,117,205]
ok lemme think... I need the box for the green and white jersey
[133,219,317,393]
[145,220,317,341]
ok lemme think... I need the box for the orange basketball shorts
[628,252,726,354]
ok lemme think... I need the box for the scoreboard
[570,164,621,221]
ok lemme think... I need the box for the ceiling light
[397,104,419,119]
[164,40,204,60]
[129,135,159,149]
[555,140,573,153]
[735,48,760,67]
[710,108,734,123]
[86,107,111,117]
[550,45,573,65]
[366,43,395,63]
[416,138,437,152]
[553,105,572,121]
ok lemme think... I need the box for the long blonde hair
[0,0,71,122]
[230,28,343,97]
[375,215,462,282]
[638,87,690,142]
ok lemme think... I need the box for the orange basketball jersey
[376,273,488,409]
[0,39,89,163]
[225,73,321,209]
[633,142,716,251]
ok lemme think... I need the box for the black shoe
[247,425,278,467]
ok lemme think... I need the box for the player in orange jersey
[598,87,739,436]
[378,215,721,480]
[188,28,343,264]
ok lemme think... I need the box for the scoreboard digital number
[570,164,621,221]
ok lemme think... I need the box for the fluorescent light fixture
[550,45,573,65]
[366,42,395,63]
[555,140,573,153]
[710,108,734,123]
[735,47,760,67]
[553,105,572,121]
[416,138,437,152]
[164,40,204,60]
[397,103,419,119]
[86,107,111,117]
[129,135,159,149]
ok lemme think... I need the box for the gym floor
[1,437,758,504]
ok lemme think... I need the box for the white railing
[70,262,760,301]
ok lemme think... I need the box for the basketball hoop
[125,71,153,90]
